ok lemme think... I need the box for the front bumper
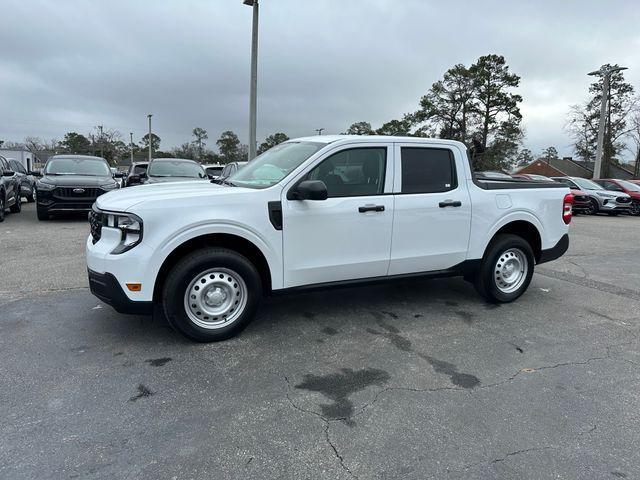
[37,187,106,212]
[88,269,153,315]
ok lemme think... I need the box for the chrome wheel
[494,248,528,294]
[183,268,247,329]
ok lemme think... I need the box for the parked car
[140,158,208,184]
[0,155,21,221]
[202,163,225,179]
[87,135,571,342]
[35,154,119,220]
[551,176,631,215]
[124,162,149,187]
[8,159,36,202]
[216,161,248,183]
[592,179,640,216]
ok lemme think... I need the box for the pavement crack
[324,422,358,479]
[490,446,554,464]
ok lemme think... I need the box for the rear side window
[401,148,456,194]
[306,147,387,198]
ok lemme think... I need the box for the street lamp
[244,0,259,160]
[315,128,325,135]
[147,114,153,162]
[588,65,628,179]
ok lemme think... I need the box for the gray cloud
[1,0,638,159]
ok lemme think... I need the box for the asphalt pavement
[1,203,639,479]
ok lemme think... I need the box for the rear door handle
[358,204,385,213]
[439,200,462,208]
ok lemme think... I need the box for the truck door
[281,144,394,288]
[388,144,472,275]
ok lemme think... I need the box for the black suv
[35,155,120,220]
[0,155,21,221]
[8,159,36,202]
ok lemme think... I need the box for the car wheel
[36,206,49,221]
[9,194,21,213]
[162,248,262,342]
[0,196,5,222]
[26,190,35,202]
[473,234,535,303]
[585,198,599,215]
[630,203,640,216]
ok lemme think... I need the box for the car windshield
[206,166,223,175]
[45,158,110,176]
[228,142,325,189]
[618,180,640,192]
[147,160,206,178]
[572,178,603,190]
[133,164,148,174]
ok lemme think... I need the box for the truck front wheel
[473,234,535,303]
[162,248,262,342]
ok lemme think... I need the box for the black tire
[631,203,640,216]
[9,194,21,213]
[36,206,49,221]
[473,234,535,303]
[26,191,35,202]
[586,198,599,215]
[162,248,262,342]
[0,195,5,222]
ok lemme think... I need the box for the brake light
[563,194,573,224]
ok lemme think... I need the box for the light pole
[244,0,259,160]
[130,132,134,164]
[588,65,628,179]
[147,114,153,162]
[315,128,325,135]
[97,125,104,159]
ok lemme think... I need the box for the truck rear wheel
[162,248,262,342]
[474,234,535,303]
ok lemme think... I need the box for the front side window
[401,148,456,194]
[618,180,640,192]
[305,147,387,198]
[147,161,205,178]
[45,158,110,176]
[10,160,25,173]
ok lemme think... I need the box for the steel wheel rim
[494,248,528,294]
[183,268,247,329]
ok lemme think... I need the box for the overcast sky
[1,0,638,159]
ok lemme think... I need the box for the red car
[566,187,591,214]
[593,179,640,216]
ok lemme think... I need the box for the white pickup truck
[87,136,572,342]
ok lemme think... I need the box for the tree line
[0,128,290,166]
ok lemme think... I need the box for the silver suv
[552,176,631,215]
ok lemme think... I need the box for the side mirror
[28,170,42,177]
[2,170,15,177]
[114,172,124,178]
[294,180,328,200]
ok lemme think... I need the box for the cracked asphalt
[2,204,640,479]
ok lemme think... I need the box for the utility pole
[129,132,134,164]
[315,128,325,135]
[97,125,104,159]
[588,65,628,179]
[147,114,153,162]
[244,0,259,160]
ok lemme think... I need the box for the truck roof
[289,135,467,149]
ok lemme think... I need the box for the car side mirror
[293,180,328,200]
[28,170,42,177]
[2,170,15,177]
[114,172,124,178]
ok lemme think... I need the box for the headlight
[36,180,55,191]
[101,183,119,191]
[105,212,143,254]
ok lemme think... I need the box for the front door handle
[358,204,385,213]
[439,200,462,208]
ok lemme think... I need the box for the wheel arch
[481,216,543,263]
[153,233,273,302]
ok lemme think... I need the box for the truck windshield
[229,142,325,189]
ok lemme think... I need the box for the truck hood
[95,181,255,212]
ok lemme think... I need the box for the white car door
[388,143,472,275]
[281,144,394,288]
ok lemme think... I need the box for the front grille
[89,208,104,244]
[54,187,102,199]
[617,196,631,204]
